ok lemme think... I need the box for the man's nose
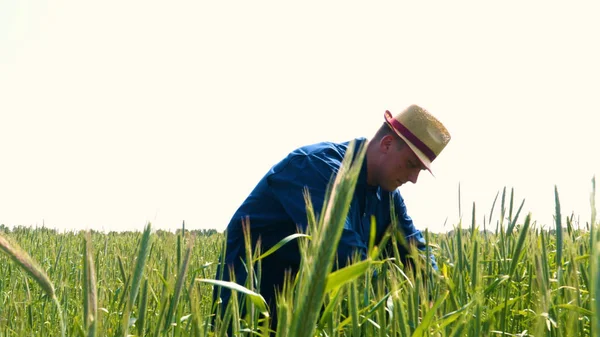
[408,169,420,184]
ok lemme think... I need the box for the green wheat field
[1,146,598,336]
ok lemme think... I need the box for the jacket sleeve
[393,192,438,271]
[266,154,367,268]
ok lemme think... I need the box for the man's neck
[365,139,378,187]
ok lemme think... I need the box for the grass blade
[122,223,153,337]
[0,234,55,300]
[197,278,269,316]
[411,290,448,337]
[288,139,367,337]
[164,234,195,331]
[325,259,372,293]
[488,191,499,226]
[83,231,97,337]
[0,233,65,337]
[508,213,531,278]
[137,279,149,337]
[593,241,600,336]
[506,199,525,237]
[555,186,563,273]
[253,233,311,262]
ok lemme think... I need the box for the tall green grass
[0,159,597,336]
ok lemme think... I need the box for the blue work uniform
[214,137,436,316]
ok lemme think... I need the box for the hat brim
[384,114,434,177]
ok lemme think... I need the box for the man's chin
[381,184,400,192]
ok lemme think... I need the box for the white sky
[1,1,598,233]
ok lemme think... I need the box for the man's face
[377,136,425,192]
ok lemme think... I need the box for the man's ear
[380,135,395,154]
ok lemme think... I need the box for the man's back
[214,139,362,319]
[224,139,358,267]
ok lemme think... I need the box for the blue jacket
[215,138,436,309]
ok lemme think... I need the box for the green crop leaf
[196,278,269,316]
[325,259,372,293]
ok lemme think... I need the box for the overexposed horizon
[1,1,598,234]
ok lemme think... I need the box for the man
[213,104,451,324]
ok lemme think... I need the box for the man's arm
[392,192,438,271]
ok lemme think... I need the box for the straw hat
[384,104,451,174]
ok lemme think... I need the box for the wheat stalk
[0,233,66,337]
